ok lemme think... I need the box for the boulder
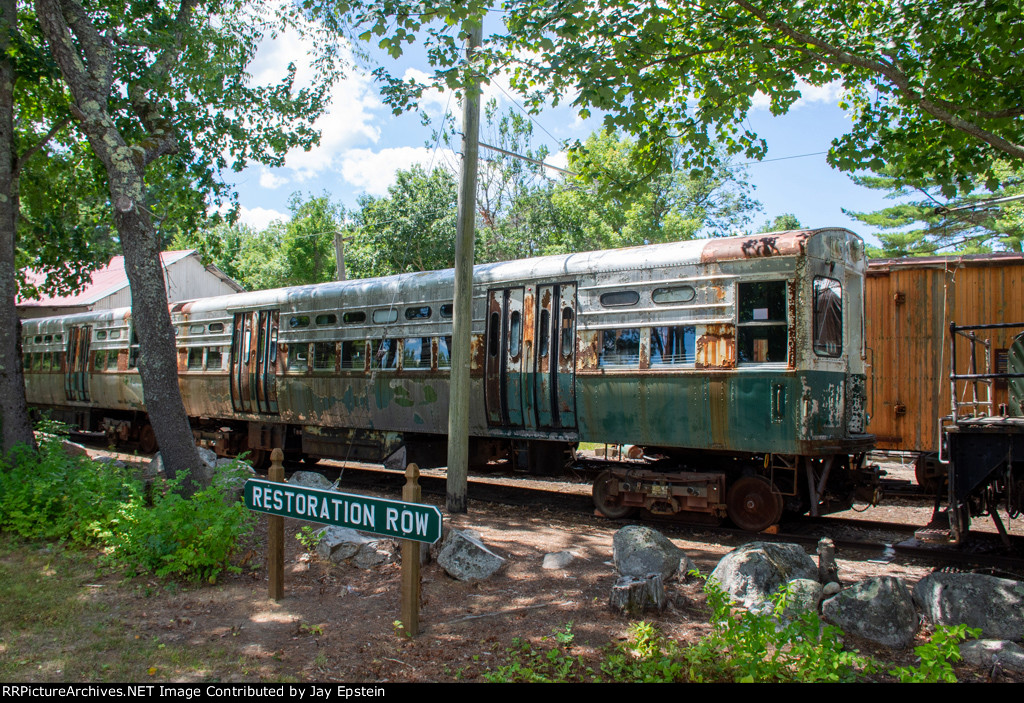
[781,578,824,622]
[709,541,817,613]
[542,551,575,570]
[437,529,505,581]
[289,471,336,491]
[613,525,684,579]
[959,640,1024,674]
[821,577,919,648]
[315,526,397,569]
[913,572,1024,641]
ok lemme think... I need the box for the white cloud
[751,79,844,111]
[340,146,451,195]
[545,150,570,176]
[240,205,288,230]
[245,17,383,183]
[259,169,289,189]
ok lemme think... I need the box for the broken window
[287,344,308,372]
[188,348,204,370]
[372,339,398,369]
[812,277,843,357]
[598,329,640,368]
[737,280,788,364]
[651,326,696,366]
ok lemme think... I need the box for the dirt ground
[68,469,1018,684]
[16,450,1011,683]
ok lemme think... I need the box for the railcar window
[653,286,696,304]
[289,315,310,328]
[343,311,366,324]
[438,336,452,368]
[600,291,640,307]
[651,326,696,366]
[40,353,51,372]
[598,329,640,368]
[538,309,551,358]
[316,314,337,326]
[560,308,574,357]
[509,311,523,358]
[313,342,337,371]
[43,335,52,343]
[405,306,431,320]
[94,351,106,370]
[372,339,398,369]
[373,309,399,324]
[440,304,453,319]
[107,351,119,370]
[402,337,432,369]
[22,353,29,370]
[95,331,106,341]
[206,347,223,370]
[109,330,121,340]
[208,323,225,333]
[488,312,500,356]
[341,340,367,370]
[812,276,843,358]
[288,344,308,372]
[189,324,205,335]
[737,281,788,364]
[188,348,204,370]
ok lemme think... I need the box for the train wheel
[138,424,158,454]
[592,470,637,519]
[727,476,783,531]
[914,454,946,495]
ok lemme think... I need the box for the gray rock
[823,582,842,597]
[437,529,505,581]
[913,572,1024,641]
[710,541,817,613]
[542,551,575,570]
[93,455,128,470]
[821,577,919,648]
[145,449,216,485]
[314,526,397,569]
[289,471,336,491]
[213,461,256,503]
[781,578,824,621]
[959,640,1024,674]
[613,525,684,579]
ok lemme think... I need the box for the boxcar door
[64,325,91,402]
[230,311,280,415]
[484,288,526,428]
[549,283,578,429]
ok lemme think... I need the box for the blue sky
[225,23,902,249]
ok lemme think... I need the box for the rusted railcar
[21,228,878,531]
[864,253,1024,490]
[943,321,1024,543]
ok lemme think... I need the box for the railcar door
[485,288,526,427]
[485,284,578,431]
[64,325,91,402]
[230,310,279,415]
[534,283,578,429]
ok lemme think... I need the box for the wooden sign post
[401,463,423,636]
[267,448,285,601]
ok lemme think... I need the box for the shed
[17,250,244,319]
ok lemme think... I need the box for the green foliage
[687,577,876,682]
[890,624,981,683]
[484,625,595,683]
[846,164,1024,255]
[295,525,322,552]
[109,467,254,583]
[599,621,687,682]
[0,421,137,546]
[757,213,803,234]
[334,0,1024,196]
[0,424,253,583]
[345,165,458,278]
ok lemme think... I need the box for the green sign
[243,478,442,544]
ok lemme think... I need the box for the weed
[890,624,981,683]
[296,526,323,552]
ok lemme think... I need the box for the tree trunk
[109,169,207,497]
[0,0,37,454]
